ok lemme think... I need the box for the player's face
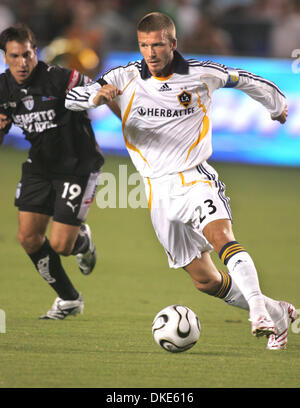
[4,40,38,84]
[138,30,177,77]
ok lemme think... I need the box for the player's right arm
[92,84,122,106]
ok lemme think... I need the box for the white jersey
[66,51,286,179]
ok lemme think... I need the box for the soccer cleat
[251,315,276,337]
[39,295,84,320]
[76,224,97,275]
[266,302,297,350]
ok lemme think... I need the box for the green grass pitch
[0,147,299,388]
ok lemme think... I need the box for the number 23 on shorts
[195,199,217,224]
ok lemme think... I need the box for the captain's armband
[224,68,240,88]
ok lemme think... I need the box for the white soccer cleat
[39,295,84,320]
[266,302,297,350]
[251,315,276,337]
[76,224,97,275]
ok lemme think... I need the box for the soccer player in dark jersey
[0,24,120,319]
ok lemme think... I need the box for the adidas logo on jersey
[158,83,172,92]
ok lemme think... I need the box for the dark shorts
[15,166,100,226]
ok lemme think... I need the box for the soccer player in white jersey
[66,12,297,349]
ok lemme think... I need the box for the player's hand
[271,105,288,124]
[0,113,11,130]
[93,84,122,106]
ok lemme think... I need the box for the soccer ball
[152,305,201,353]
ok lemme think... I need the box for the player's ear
[171,38,177,51]
[1,50,6,64]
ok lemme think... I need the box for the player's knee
[204,224,234,252]
[49,237,73,256]
[18,230,44,254]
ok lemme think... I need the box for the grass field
[0,147,299,389]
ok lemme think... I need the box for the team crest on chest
[22,95,34,111]
[177,90,192,108]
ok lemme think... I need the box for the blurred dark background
[1,0,300,167]
[1,0,300,77]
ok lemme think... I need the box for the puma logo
[37,255,56,283]
[67,201,79,213]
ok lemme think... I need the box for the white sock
[223,277,249,309]
[223,275,283,324]
[226,251,270,321]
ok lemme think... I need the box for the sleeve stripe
[238,70,285,97]
[68,89,89,98]
[188,60,228,74]
[101,61,140,78]
[97,78,107,86]
[66,89,90,102]
[65,95,89,102]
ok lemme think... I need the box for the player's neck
[152,59,174,78]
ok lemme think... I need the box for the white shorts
[143,162,232,269]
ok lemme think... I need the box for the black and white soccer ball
[152,305,201,353]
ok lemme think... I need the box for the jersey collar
[140,50,189,80]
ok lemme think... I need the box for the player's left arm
[223,67,288,124]
[271,104,288,123]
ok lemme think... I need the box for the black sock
[28,238,79,300]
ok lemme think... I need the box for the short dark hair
[137,12,176,42]
[0,24,37,52]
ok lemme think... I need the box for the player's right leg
[184,253,296,349]
[15,168,82,319]
[18,211,81,308]
[17,211,50,254]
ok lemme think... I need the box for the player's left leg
[52,171,99,275]
[49,220,96,275]
[203,218,276,337]
[49,221,80,255]
[183,251,227,297]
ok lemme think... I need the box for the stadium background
[1,0,300,166]
[0,0,300,390]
